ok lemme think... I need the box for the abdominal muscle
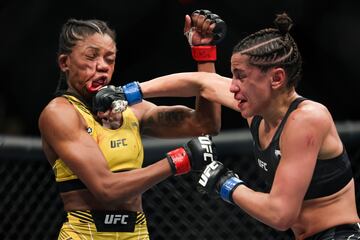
[60,190,143,212]
[291,179,360,239]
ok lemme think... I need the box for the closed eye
[232,69,247,80]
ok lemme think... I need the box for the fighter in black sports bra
[250,97,353,200]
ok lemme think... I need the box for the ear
[271,67,286,90]
[58,54,69,72]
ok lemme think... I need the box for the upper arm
[200,74,240,112]
[269,105,330,217]
[140,72,240,112]
[131,100,206,138]
[39,101,111,194]
[135,73,241,138]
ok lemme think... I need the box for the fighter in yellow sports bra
[39,16,223,240]
[54,94,144,192]
[55,94,149,240]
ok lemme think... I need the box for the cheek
[72,60,96,75]
[251,76,270,94]
[247,82,271,109]
[81,63,97,76]
[70,63,97,86]
[108,65,115,75]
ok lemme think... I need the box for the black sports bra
[249,97,353,200]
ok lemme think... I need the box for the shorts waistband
[305,223,360,240]
[333,223,360,232]
[66,210,147,232]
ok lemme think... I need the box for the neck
[65,88,93,108]
[262,89,299,128]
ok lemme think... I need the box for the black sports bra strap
[250,115,262,145]
[273,97,307,140]
[250,115,262,134]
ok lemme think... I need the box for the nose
[96,58,110,72]
[229,78,240,93]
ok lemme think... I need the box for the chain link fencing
[1,122,359,240]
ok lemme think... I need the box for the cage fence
[0,121,359,240]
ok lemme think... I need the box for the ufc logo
[110,139,127,148]
[198,136,214,162]
[104,214,129,224]
[257,159,268,171]
[198,161,219,186]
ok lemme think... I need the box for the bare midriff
[292,179,360,239]
[60,190,143,212]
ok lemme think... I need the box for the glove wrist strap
[191,46,217,62]
[219,177,244,204]
[123,81,143,105]
[166,147,191,176]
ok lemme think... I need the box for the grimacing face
[229,53,274,119]
[59,33,117,97]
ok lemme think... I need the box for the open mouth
[238,98,247,104]
[87,77,107,93]
[238,98,247,109]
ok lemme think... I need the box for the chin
[80,88,95,99]
[240,110,254,119]
[110,122,121,129]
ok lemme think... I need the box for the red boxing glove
[166,147,191,176]
[166,135,216,176]
[191,45,217,62]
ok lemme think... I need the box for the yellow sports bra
[53,94,144,192]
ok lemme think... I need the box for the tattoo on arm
[157,111,188,126]
[141,110,190,134]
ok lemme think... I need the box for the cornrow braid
[55,19,116,95]
[233,13,302,88]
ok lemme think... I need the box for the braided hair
[233,13,302,88]
[55,19,116,96]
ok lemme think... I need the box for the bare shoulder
[39,97,74,126]
[38,97,84,138]
[288,99,333,132]
[297,100,331,119]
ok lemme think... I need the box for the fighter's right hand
[197,161,244,204]
[166,135,217,176]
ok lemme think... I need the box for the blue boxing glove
[197,161,244,204]
[93,81,142,114]
[122,81,143,105]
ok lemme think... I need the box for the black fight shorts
[305,223,360,240]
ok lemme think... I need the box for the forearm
[194,62,221,134]
[140,72,210,98]
[198,161,298,231]
[232,186,297,231]
[101,135,215,203]
[101,159,172,203]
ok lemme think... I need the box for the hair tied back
[274,13,293,35]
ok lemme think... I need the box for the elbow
[265,197,300,231]
[93,185,117,205]
[272,220,293,232]
[89,178,120,205]
[197,121,221,136]
[270,212,297,231]
[207,117,221,135]
[196,113,221,136]
[208,124,221,136]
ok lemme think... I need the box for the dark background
[1,0,360,136]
